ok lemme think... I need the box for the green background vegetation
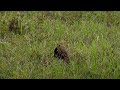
[0,11,120,79]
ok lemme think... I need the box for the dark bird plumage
[54,44,69,64]
[9,17,20,34]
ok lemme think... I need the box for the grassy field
[0,11,120,79]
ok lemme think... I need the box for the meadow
[0,11,120,79]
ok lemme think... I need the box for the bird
[54,44,69,64]
[9,17,20,34]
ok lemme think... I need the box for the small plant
[8,17,21,34]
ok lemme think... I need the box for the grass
[0,11,120,79]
